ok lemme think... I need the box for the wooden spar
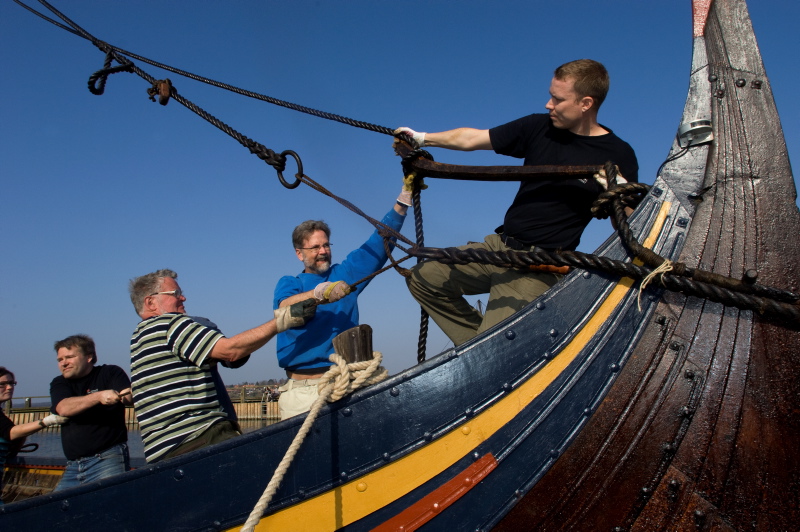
[393,138,600,181]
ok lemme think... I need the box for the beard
[304,255,331,275]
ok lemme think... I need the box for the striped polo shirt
[130,313,225,463]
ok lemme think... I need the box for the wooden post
[332,324,373,364]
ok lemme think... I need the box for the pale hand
[40,414,69,427]
[394,127,426,147]
[593,166,627,191]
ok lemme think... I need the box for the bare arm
[422,128,493,151]
[209,319,280,363]
[9,414,68,439]
[55,389,125,417]
[9,420,46,440]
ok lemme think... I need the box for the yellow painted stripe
[242,202,673,532]
[3,466,64,476]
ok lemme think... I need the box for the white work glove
[397,172,428,207]
[274,298,317,333]
[313,280,351,303]
[593,166,628,191]
[394,127,426,147]
[40,414,69,427]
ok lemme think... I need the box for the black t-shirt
[50,365,130,460]
[489,113,639,250]
[0,410,16,467]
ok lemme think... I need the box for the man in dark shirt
[50,334,133,490]
[395,59,639,346]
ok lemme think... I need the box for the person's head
[129,268,186,319]
[292,220,332,275]
[546,59,609,131]
[53,334,97,380]
[0,367,17,404]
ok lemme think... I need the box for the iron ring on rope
[277,150,303,189]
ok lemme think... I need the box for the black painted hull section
[1,1,797,531]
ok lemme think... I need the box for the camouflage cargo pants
[407,233,562,346]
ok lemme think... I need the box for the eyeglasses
[149,288,183,298]
[0,381,17,388]
[297,243,332,253]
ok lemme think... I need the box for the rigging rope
[13,6,800,527]
[241,351,388,532]
[18,0,397,137]
[18,0,800,340]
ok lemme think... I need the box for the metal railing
[4,394,279,425]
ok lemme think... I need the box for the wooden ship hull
[1,0,798,530]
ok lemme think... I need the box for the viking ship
[1,0,798,530]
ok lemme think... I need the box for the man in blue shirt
[273,188,409,419]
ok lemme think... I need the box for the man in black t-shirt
[50,334,133,491]
[395,59,639,346]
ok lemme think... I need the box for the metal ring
[277,150,303,189]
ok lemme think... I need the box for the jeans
[54,442,130,491]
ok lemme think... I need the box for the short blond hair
[554,59,610,110]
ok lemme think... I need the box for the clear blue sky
[1,1,798,398]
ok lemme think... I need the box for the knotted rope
[637,259,675,311]
[241,352,388,532]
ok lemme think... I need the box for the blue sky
[1,0,798,398]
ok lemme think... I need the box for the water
[19,420,274,467]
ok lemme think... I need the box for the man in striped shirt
[129,268,316,463]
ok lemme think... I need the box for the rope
[17,0,397,137]
[20,1,799,328]
[241,352,388,532]
[638,259,674,311]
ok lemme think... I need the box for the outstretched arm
[211,299,317,362]
[395,127,492,151]
[10,414,68,439]
[210,320,280,363]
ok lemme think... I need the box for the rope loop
[88,51,133,95]
[591,182,651,219]
[324,352,389,402]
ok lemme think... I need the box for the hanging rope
[241,352,388,532]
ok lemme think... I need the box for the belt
[499,233,561,255]
[499,233,570,275]
[500,233,535,251]
[286,369,326,380]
